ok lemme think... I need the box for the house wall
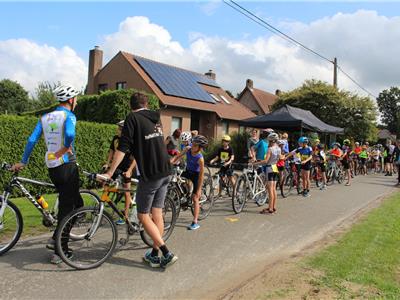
[160,107,191,136]
[215,120,240,138]
[238,89,263,115]
[93,53,153,94]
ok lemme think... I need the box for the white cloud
[0,39,86,94]
[99,12,400,98]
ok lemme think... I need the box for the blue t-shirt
[254,139,269,161]
[295,146,313,162]
[186,150,203,173]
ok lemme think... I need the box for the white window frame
[209,93,221,102]
[171,116,182,134]
[220,95,231,104]
[221,120,229,135]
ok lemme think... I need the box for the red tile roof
[249,88,278,114]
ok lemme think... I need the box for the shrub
[0,115,116,194]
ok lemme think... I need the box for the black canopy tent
[239,105,344,134]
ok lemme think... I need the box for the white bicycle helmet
[54,85,79,102]
[180,131,192,142]
[267,132,279,142]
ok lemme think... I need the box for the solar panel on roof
[135,56,219,103]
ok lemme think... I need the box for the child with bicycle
[210,135,235,195]
[341,139,352,186]
[253,133,281,214]
[286,137,313,197]
[171,135,208,230]
[314,143,327,190]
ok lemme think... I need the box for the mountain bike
[167,166,215,220]
[208,163,237,199]
[326,158,344,185]
[232,164,267,214]
[281,161,302,195]
[0,163,99,255]
[55,172,177,270]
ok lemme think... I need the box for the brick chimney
[87,46,103,94]
[205,69,216,80]
[275,89,282,96]
[246,79,253,89]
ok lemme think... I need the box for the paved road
[0,174,396,299]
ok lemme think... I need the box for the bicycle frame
[0,175,57,226]
[242,166,265,200]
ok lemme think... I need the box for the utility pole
[333,57,338,88]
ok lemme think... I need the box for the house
[378,129,396,142]
[86,46,255,138]
[237,79,278,115]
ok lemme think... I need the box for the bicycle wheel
[232,176,247,214]
[327,169,336,186]
[56,206,118,270]
[254,175,268,206]
[337,170,344,184]
[0,198,23,255]
[140,195,177,247]
[166,186,181,218]
[226,173,238,198]
[281,173,293,198]
[191,176,215,220]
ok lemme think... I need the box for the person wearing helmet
[253,133,280,213]
[358,145,369,175]
[11,85,82,264]
[252,129,270,174]
[171,135,208,230]
[180,131,192,150]
[165,129,181,157]
[384,140,395,176]
[210,135,235,194]
[286,137,313,197]
[103,120,137,225]
[341,139,352,186]
[371,145,381,173]
[314,144,327,190]
[351,142,362,175]
[276,140,287,196]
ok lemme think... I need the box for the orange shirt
[354,146,362,155]
[330,148,342,157]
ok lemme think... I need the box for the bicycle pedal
[119,238,128,246]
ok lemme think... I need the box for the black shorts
[267,172,279,181]
[318,162,326,172]
[301,162,312,171]
[384,155,393,164]
[360,158,367,165]
[219,165,234,177]
[182,170,200,194]
[342,160,350,170]
[277,166,285,172]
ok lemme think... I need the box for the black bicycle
[0,163,99,255]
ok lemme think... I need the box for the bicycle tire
[327,170,336,186]
[0,199,23,256]
[191,176,215,220]
[255,175,268,206]
[232,176,247,214]
[140,195,177,247]
[166,186,181,218]
[281,173,293,198]
[56,206,118,270]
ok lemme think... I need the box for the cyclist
[287,137,313,197]
[165,129,181,157]
[314,143,327,190]
[180,131,192,151]
[359,145,369,175]
[103,120,137,225]
[371,145,381,173]
[352,142,362,175]
[209,135,235,195]
[385,140,395,176]
[254,133,281,214]
[277,140,287,195]
[341,139,352,186]
[281,132,290,154]
[247,129,259,161]
[11,85,83,264]
[103,92,177,269]
[252,129,273,172]
[171,135,208,230]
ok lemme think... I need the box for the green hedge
[0,115,116,194]
[22,89,160,124]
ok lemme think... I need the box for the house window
[98,83,108,93]
[116,82,127,90]
[209,93,221,102]
[221,121,229,135]
[220,95,231,104]
[171,117,182,134]
[239,126,245,134]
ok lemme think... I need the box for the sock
[151,248,159,257]
[159,245,170,257]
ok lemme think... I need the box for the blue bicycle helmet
[298,136,308,144]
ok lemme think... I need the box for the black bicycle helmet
[192,135,208,147]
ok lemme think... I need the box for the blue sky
[1,1,399,61]
[1,1,399,96]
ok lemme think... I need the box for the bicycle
[167,166,215,220]
[232,164,268,214]
[326,158,344,185]
[282,160,302,195]
[208,163,237,199]
[55,172,177,270]
[0,162,99,255]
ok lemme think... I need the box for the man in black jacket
[103,92,177,268]
[393,140,400,185]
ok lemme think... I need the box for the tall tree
[30,81,59,110]
[376,87,400,134]
[272,80,378,142]
[0,79,30,114]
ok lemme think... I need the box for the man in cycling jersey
[341,139,352,186]
[103,92,177,269]
[11,85,83,264]
[210,135,235,195]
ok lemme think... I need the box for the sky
[0,1,399,98]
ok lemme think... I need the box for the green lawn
[307,192,400,298]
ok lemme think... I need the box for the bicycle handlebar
[1,162,12,171]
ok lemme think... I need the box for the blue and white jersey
[21,106,77,168]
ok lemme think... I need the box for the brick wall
[238,89,262,115]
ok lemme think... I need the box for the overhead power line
[224,0,377,98]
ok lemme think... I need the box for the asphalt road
[0,174,396,299]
